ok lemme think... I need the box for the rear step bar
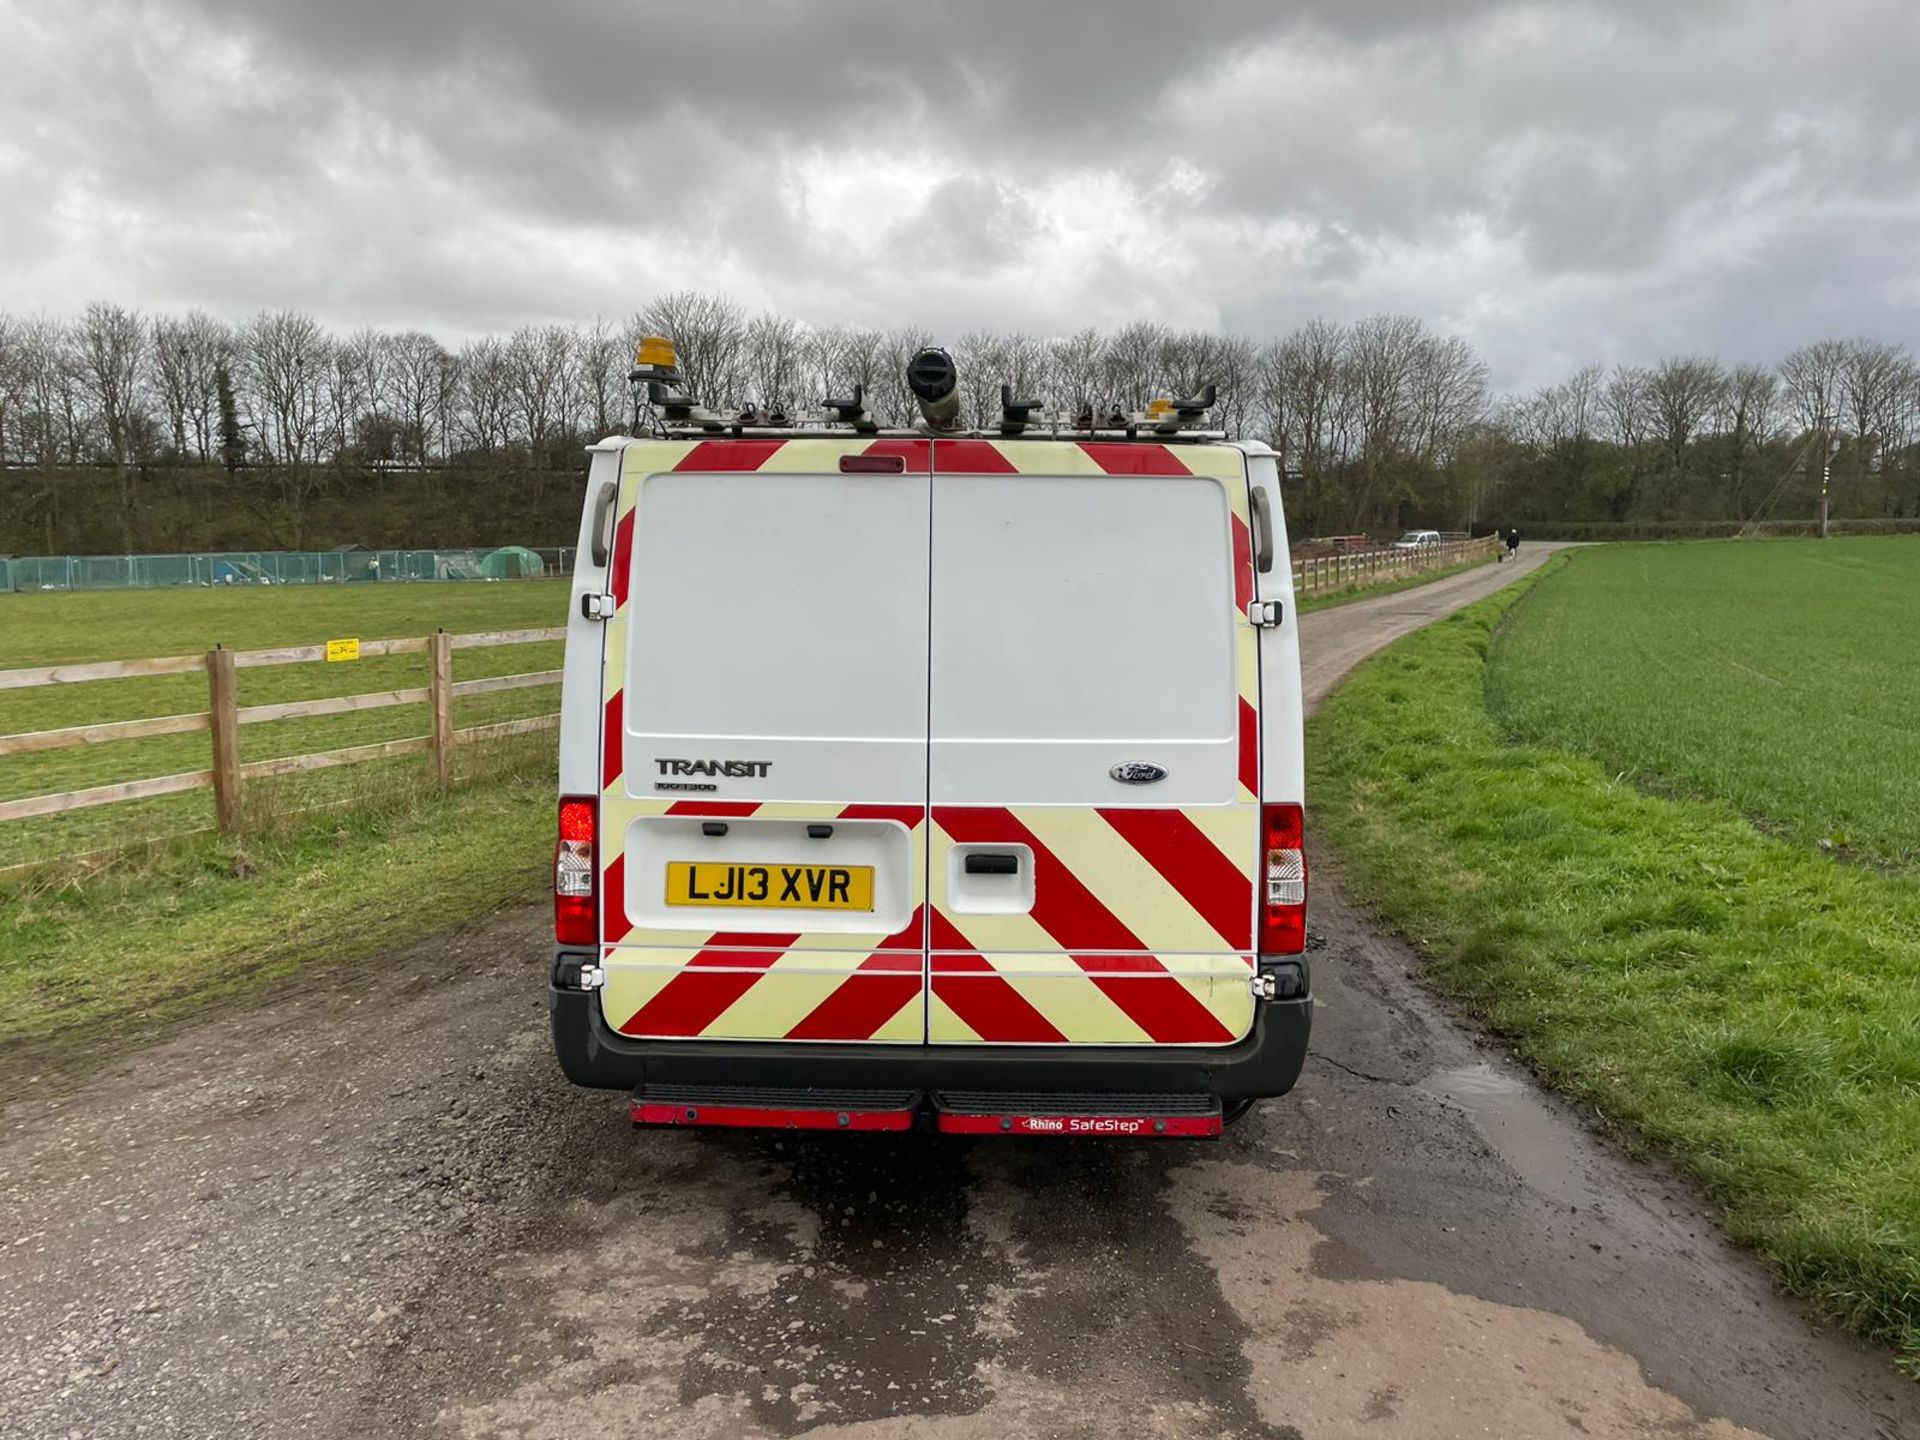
[630,1085,1221,1137]
[932,1090,1222,1137]
[632,1085,918,1131]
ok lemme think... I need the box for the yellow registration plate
[664,861,875,911]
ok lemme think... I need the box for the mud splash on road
[669,1134,1002,1429]
[414,1124,1295,1439]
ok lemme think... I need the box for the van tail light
[555,796,598,945]
[1260,803,1307,955]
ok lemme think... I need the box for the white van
[549,349,1310,1137]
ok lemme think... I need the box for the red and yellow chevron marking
[594,435,1261,1048]
[927,805,1254,1046]
[597,800,931,1043]
[602,914,928,1043]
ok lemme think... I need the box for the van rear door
[925,440,1259,1046]
[596,438,932,1044]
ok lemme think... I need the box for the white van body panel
[555,438,627,801]
[621,465,931,805]
[1245,446,1305,805]
[928,470,1239,807]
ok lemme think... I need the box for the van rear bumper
[547,956,1312,1102]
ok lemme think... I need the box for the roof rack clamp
[999,383,1044,436]
[823,384,878,434]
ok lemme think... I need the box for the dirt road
[4,550,1915,1440]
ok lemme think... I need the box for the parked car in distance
[1392,530,1442,550]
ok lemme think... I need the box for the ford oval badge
[1109,762,1168,785]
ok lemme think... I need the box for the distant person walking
[1505,527,1520,561]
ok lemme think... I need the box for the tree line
[2,295,1915,535]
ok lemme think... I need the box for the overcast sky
[4,0,1917,389]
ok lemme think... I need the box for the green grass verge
[1294,551,1501,615]
[0,583,570,1093]
[1489,538,1920,868]
[0,735,551,1096]
[1307,560,1920,1371]
[0,582,569,866]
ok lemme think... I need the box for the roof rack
[628,337,1229,442]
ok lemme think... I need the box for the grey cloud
[3,0,1919,385]
[888,175,1045,274]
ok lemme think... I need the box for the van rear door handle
[964,853,1019,875]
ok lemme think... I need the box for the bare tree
[1258,319,1347,507]
[387,331,453,462]
[743,312,807,416]
[506,324,576,452]
[1842,339,1910,468]
[328,327,392,458]
[577,319,627,439]
[1647,355,1728,486]
[1408,332,1489,468]
[241,310,328,463]
[1563,363,1603,441]
[953,330,1008,429]
[1208,335,1259,438]
[1717,364,1781,519]
[554,324,591,444]
[1048,328,1106,417]
[0,313,20,463]
[33,290,1920,546]
[1101,320,1170,411]
[1342,315,1426,525]
[1595,364,1655,521]
[1778,339,1849,436]
[74,302,147,463]
[150,312,231,460]
[458,336,514,454]
[1599,364,1653,449]
[10,317,85,464]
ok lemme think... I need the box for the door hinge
[1247,599,1283,628]
[579,963,606,991]
[1252,965,1307,1000]
[581,593,616,621]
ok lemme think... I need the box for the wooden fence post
[428,629,455,787]
[207,646,241,832]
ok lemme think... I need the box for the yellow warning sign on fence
[325,638,361,663]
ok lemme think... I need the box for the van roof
[590,430,1277,456]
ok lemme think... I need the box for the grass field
[0,582,568,1086]
[1309,553,1920,1371]
[1489,539,1920,867]
[0,581,570,867]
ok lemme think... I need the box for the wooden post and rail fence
[1290,535,1500,598]
[0,627,566,834]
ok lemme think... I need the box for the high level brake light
[555,796,598,945]
[1260,803,1307,954]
